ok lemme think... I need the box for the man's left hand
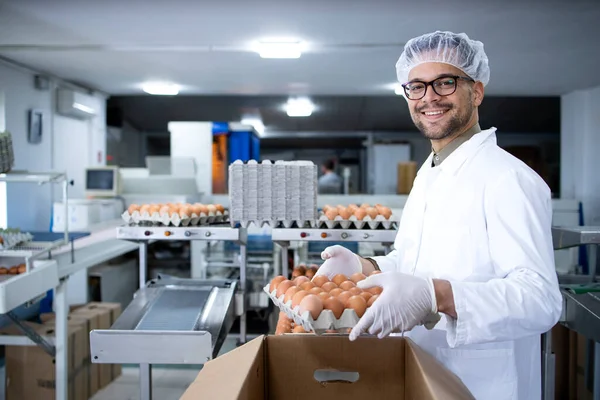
[349,272,438,341]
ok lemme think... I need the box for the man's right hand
[313,245,363,280]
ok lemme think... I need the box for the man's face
[406,62,484,141]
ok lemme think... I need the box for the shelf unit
[0,171,70,400]
[112,224,248,400]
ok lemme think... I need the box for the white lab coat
[372,128,562,400]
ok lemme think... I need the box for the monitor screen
[86,169,115,190]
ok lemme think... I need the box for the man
[317,159,343,194]
[315,31,562,400]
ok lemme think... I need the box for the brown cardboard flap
[405,339,475,400]
[181,335,265,400]
[266,335,405,400]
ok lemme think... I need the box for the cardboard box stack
[181,335,475,399]
[551,324,594,400]
[3,301,122,400]
[397,161,417,194]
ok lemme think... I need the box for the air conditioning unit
[56,88,97,119]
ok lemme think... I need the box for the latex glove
[349,272,438,341]
[313,245,362,280]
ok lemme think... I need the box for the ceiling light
[256,40,303,59]
[285,98,314,117]
[240,117,265,135]
[394,84,404,96]
[142,82,180,95]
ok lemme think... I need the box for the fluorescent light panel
[285,98,314,117]
[257,40,302,59]
[143,82,180,95]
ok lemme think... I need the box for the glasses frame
[401,75,475,100]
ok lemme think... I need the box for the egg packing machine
[89,224,248,400]
[542,226,600,400]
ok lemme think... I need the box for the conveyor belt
[136,289,211,331]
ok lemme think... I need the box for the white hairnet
[396,31,490,86]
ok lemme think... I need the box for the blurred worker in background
[314,31,562,400]
[317,159,343,194]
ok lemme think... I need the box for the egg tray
[121,210,229,227]
[0,232,34,251]
[231,219,319,229]
[263,284,361,334]
[317,213,400,230]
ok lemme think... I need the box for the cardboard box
[86,302,123,379]
[5,323,87,400]
[397,162,417,194]
[181,335,474,399]
[71,305,112,392]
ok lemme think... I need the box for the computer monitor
[85,166,120,197]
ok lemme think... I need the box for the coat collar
[417,127,497,176]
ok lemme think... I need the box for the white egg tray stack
[229,160,318,228]
[121,210,228,227]
[263,284,360,334]
[316,214,400,230]
[0,231,34,251]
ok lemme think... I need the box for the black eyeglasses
[401,75,475,100]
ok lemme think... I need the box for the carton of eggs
[265,272,383,334]
[122,203,228,227]
[318,204,400,230]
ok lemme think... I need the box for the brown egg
[325,209,338,220]
[276,280,295,298]
[338,208,351,220]
[360,203,370,209]
[0,267,8,275]
[348,287,362,296]
[269,276,286,293]
[347,295,368,317]
[168,206,179,217]
[197,204,209,215]
[206,204,217,214]
[140,204,151,214]
[370,270,382,276]
[365,207,379,219]
[329,288,344,297]
[317,292,332,301]
[291,290,310,308]
[294,276,310,286]
[127,204,140,214]
[148,204,160,215]
[300,281,316,291]
[305,268,316,279]
[323,297,344,319]
[159,205,170,215]
[339,281,356,291]
[366,286,383,296]
[17,265,26,274]
[350,272,367,283]
[309,287,324,295]
[337,291,353,307]
[368,294,380,307]
[379,206,392,219]
[347,204,359,212]
[312,275,330,287]
[354,208,367,220]
[284,286,301,303]
[332,274,348,286]
[322,204,333,213]
[299,295,323,320]
[8,266,18,275]
[292,266,306,278]
[321,282,338,292]
[190,205,202,215]
[179,205,193,218]
[360,292,373,302]
[293,325,308,334]
[215,204,225,213]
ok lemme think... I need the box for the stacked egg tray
[121,210,229,227]
[0,131,14,174]
[316,214,399,230]
[0,230,34,251]
[264,284,360,334]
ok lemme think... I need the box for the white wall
[0,61,107,231]
[561,85,600,225]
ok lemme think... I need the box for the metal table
[108,224,248,400]
[271,227,396,278]
[545,226,600,400]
